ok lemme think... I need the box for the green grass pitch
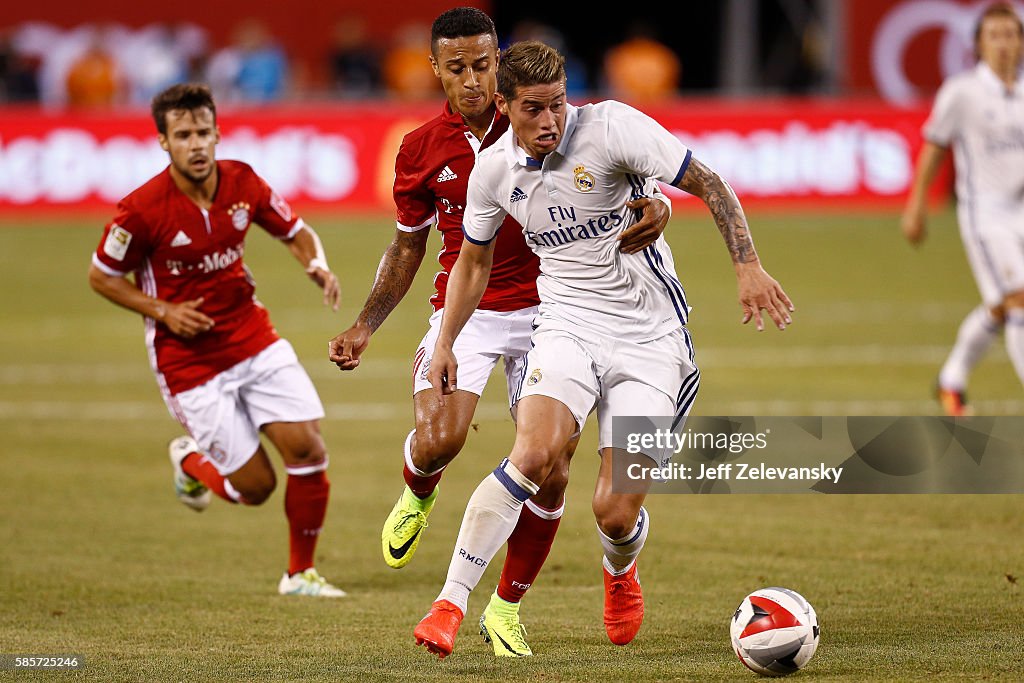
[0,209,1020,681]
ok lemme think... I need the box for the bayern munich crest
[573,165,595,192]
[229,202,251,230]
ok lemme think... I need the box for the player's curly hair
[430,7,497,55]
[497,40,566,101]
[151,83,217,135]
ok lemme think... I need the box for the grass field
[0,210,1021,682]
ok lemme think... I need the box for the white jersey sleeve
[604,101,692,186]
[462,160,507,245]
[922,77,963,147]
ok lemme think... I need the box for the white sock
[1004,309,1024,387]
[597,506,649,575]
[437,459,539,613]
[938,305,1001,390]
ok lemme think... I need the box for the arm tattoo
[358,231,428,331]
[678,157,757,264]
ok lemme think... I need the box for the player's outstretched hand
[900,206,927,246]
[306,264,341,311]
[162,297,215,339]
[618,197,670,254]
[427,343,459,404]
[328,323,370,371]
[736,262,794,332]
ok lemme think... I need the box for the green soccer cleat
[479,591,533,657]
[381,486,437,569]
[167,436,210,512]
[277,568,346,598]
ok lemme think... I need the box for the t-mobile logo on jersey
[198,243,245,274]
[458,548,488,567]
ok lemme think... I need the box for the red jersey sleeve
[252,173,301,239]
[92,201,152,276]
[393,139,435,231]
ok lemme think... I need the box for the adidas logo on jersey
[436,166,458,183]
[510,187,528,202]
[170,230,192,247]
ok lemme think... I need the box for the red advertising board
[0,99,941,216]
[844,0,1023,102]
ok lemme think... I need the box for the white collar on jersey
[976,61,1024,95]
[504,103,581,169]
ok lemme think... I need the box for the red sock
[181,452,235,503]
[285,470,330,575]
[497,501,563,603]
[403,462,444,499]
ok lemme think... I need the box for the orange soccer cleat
[414,599,464,659]
[936,384,972,417]
[603,561,644,645]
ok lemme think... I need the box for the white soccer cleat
[277,568,347,598]
[167,436,211,512]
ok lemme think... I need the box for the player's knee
[236,474,276,505]
[537,458,570,501]
[592,499,636,540]
[290,441,328,467]
[412,428,465,472]
[509,444,562,486]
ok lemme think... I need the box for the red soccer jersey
[393,102,540,312]
[92,160,301,395]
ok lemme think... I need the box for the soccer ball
[730,587,819,677]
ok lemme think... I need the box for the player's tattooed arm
[676,155,793,331]
[329,228,429,371]
[677,156,757,265]
[358,229,429,331]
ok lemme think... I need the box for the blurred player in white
[327,8,671,657]
[902,2,1024,413]
[89,83,345,597]
[413,40,793,658]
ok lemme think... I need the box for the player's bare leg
[226,446,277,504]
[261,420,344,597]
[383,389,478,568]
[416,396,575,658]
[592,448,654,646]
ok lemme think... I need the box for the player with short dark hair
[328,8,672,657]
[413,39,792,657]
[89,82,345,598]
[901,1,1024,412]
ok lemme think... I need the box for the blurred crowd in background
[0,15,824,107]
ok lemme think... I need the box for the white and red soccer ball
[730,587,819,677]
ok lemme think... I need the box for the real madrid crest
[527,369,543,385]
[228,202,251,231]
[573,165,595,193]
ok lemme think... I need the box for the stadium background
[1,1,1021,681]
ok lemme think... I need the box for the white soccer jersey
[463,101,692,341]
[924,62,1024,221]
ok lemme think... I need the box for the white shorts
[412,306,538,406]
[958,207,1024,307]
[165,339,325,475]
[513,323,700,457]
